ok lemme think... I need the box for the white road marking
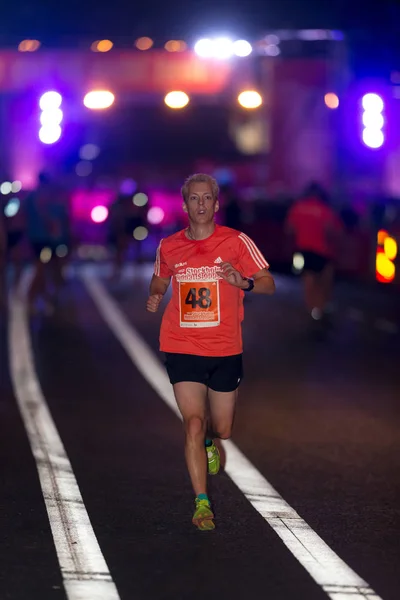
[82,273,384,600]
[8,271,121,600]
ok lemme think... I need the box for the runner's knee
[215,425,232,440]
[185,416,206,440]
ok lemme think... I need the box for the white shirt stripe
[238,233,269,271]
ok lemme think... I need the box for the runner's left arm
[236,232,275,295]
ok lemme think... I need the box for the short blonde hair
[181,173,219,203]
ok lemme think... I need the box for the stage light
[96,40,113,52]
[324,93,339,109]
[135,37,153,51]
[91,205,109,223]
[4,198,20,217]
[362,93,385,148]
[164,91,189,109]
[39,91,62,111]
[147,206,165,225]
[39,125,62,144]
[133,192,148,206]
[232,40,252,57]
[165,40,187,52]
[79,144,100,161]
[238,90,263,109]
[0,182,12,195]
[40,108,63,126]
[213,38,233,59]
[84,90,115,110]
[18,39,40,52]
[194,38,214,58]
[133,226,149,241]
[11,181,22,193]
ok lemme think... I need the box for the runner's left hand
[219,262,248,288]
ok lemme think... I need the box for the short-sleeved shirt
[286,196,342,259]
[154,224,269,357]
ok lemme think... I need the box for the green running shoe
[207,442,220,475]
[192,498,215,531]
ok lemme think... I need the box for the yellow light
[238,90,263,109]
[18,39,41,52]
[384,236,397,261]
[135,37,153,51]
[164,91,189,109]
[164,40,187,52]
[376,252,395,280]
[133,226,149,241]
[40,247,52,263]
[133,193,148,207]
[91,40,100,52]
[377,229,388,245]
[84,90,115,110]
[96,40,113,53]
[324,93,339,109]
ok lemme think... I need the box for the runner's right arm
[147,240,172,312]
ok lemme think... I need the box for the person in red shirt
[146,173,275,531]
[285,182,343,323]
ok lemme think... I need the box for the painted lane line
[8,271,120,600]
[82,273,383,600]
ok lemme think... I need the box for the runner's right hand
[146,294,163,313]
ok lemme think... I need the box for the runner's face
[184,182,218,223]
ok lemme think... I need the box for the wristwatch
[243,277,255,292]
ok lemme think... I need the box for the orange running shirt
[154,225,269,357]
[286,196,343,259]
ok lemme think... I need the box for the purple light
[39,91,62,111]
[147,206,165,225]
[39,125,62,144]
[362,129,384,149]
[120,178,137,195]
[91,205,109,223]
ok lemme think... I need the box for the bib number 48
[185,287,212,309]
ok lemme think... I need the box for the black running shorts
[299,250,331,273]
[164,353,243,393]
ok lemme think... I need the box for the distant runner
[285,182,343,323]
[147,173,275,531]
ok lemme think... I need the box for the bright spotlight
[11,181,22,193]
[39,91,62,111]
[238,90,263,109]
[91,205,109,223]
[40,247,52,263]
[213,37,233,59]
[84,91,115,110]
[0,181,12,195]
[362,93,384,112]
[147,206,165,225]
[362,128,384,149]
[4,197,20,217]
[194,38,214,58]
[133,192,148,206]
[233,40,252,57]
[39,125,62,144]
[133,226,149,241]
[164,91,189,109]
[361,93,385,149]
[40,108,63,126]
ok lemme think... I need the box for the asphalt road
[1,264,399,600]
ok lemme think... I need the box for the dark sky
[1,0,400,42]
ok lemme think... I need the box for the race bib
[179,280,220,328]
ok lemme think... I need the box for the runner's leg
[208,388,238,440]
[173,381,208,496]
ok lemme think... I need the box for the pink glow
[91,205,109,223]
[147,206,165,225]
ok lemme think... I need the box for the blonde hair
[181,173,219,203]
